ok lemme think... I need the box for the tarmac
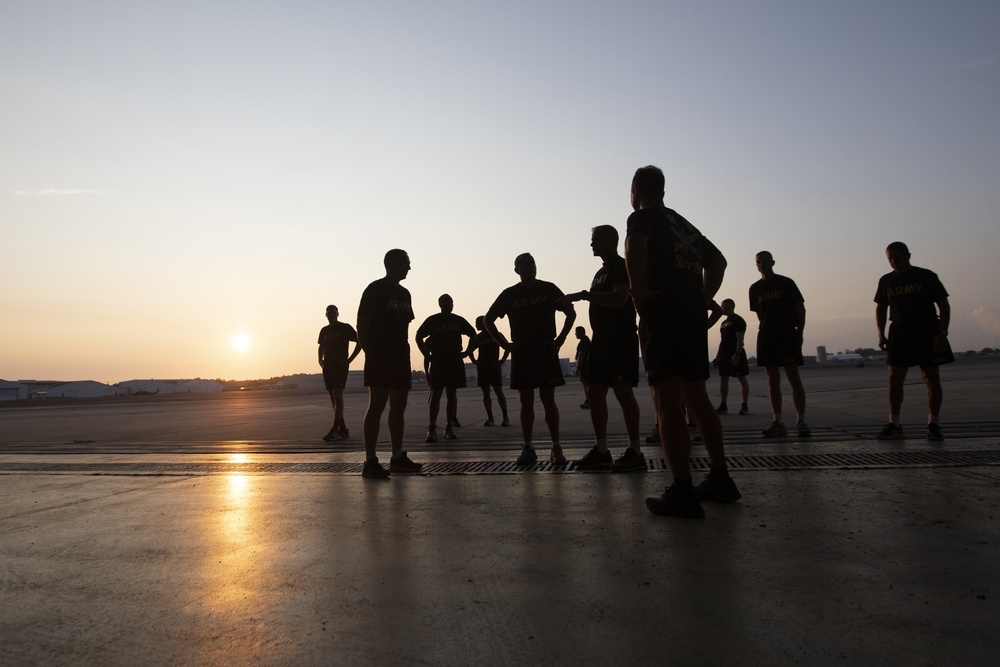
[1,357,999,666]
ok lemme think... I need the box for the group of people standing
[316,165,953,519]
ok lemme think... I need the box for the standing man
[560,225,645,471]
[575,326,592,409]
[624,165,741,517]
[874,241,953,440]
[318,304,361,441]
[484,253,576,466]
[416,294,476,442]
[709,299,751,416]
[357,249,422,478]
[470,315,511,427]
[749,251,810,438]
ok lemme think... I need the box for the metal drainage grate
[1,449,999,475]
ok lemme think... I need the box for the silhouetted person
[624,165,741,518]
[574,326,592,409]
[416,294,476,442]
[318,304,360,441]
[750,251,810,438]
[875,241,953,440]
[560,225,644,471]
[470,315,510,426]
[484,253,576,466]
[357,249,422,478]
[708,298,750,416]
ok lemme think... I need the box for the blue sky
[2,1,999,382]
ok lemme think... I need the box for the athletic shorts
[886,321,955,368]
[363,344,412,390]
[582,329,639,387]
[755,328,803,367]
[428,355,468,390]
[322,363,349,390]
[716,349,750,377]
[509,343,565,391]
[477,363,503,388]
[638,295,710,384]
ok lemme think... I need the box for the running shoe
[516,446,537,465]
[690,426,702,442]
[645,485,705,518]
[645,426,660,444]
[362,457,390,479]
[484,417,495,427]
[738,404,749,416]
[389,452,423,473]
[451,420,462,428]
[926,423,944,441]
[444,425,457,440]
[425,425,438,443]
[501,417,511,427]
[550,445,568,466]
[877,423,904,440]
[322,426,339,442]
[611,447,647,472]
[761,421,787,437]
[337,424,350,439]
[696,473,742,503]
[796,420,812,438]
[580,401,591,410]
[716,403,728,415]
[575,446,612,470]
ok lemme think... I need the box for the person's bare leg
[539,385,560,444]
[480,386,493,420]
[428,387,443,427]
[651,377,691,480]
[589,384,610,443]
[921,365,943,418]
[737,376,750,404]
[612,383,641,442]
[445,387,458,426]
[719,376,730,405]
[494,385,509,420]
[684,378,727,469]
[363,388,390,459]
[519,388,535,443]
[387,388,408,457]
[784,364,806,420]
[765,366,783,419]
[888,365,908,417]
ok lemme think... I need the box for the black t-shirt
[589,256,637,335]
[874,266,948,326]
[475,331,502,366]
[417,312,476,357]
[625,206,722,315]
[575,336,591,362]
[718,314,747,357]
[486,279,567,344]
[749,275,804,331]
[318,322,358,364]
[357,278,414,352]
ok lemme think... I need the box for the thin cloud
[944,57,997,72]
[13,188,102,196]
[972,306,1000,337]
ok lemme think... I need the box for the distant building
[0,380,28,401]
[45,381,118,399]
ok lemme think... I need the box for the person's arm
[876,303,889,350]
[356,313,371,352]
[624,233,649,307]
[484,311,514,352]
[347,342,361,365]
[935,297,951,352]
[732,330,746,365]
[706,301,724,329]
[794,301,806,336]
[461,323,476,359]
[702,253,727,306]
[553,303,577,352]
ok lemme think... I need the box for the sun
[231,333,251,353]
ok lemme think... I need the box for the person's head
[475,315,485,331]
[438,294,454,313]
[326,305,339,322]
[590,225,619,258]
[721,298,735,316]
[384,249,410,281]
[575,326,586,339]
[755,251,775,278]
[885,241,911,272]
[514,253,537,282]
[631,165,665,211]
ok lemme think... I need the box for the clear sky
[3,1,999,383]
